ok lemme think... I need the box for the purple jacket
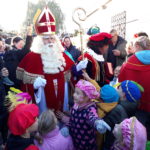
[34,127,74,150]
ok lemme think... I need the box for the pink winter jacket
[34,128,74,150]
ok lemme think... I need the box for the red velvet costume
[17,52,74,110]
[119,55,150,112]
[16,7,74,111]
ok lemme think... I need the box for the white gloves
[95,120,111,134]
[34,77,46,90]
[60,126,70,137]
[33,77,47,104]
[76,58,88,72]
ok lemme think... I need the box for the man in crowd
[107,29,127,69]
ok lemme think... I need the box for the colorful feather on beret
[5,88,38,136]
[5,87,32,112]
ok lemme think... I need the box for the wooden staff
[72,0,112,59]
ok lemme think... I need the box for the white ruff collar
[84,49,104,62]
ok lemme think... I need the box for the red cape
[119,55,150,112]
[17,52,74,110]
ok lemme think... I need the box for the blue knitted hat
[121,80,142,102]
[100,85,119,103]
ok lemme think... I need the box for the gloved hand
[76,58,88,71]
[95,120,111,134]
[33,77,46,89]
[60,126,70,137]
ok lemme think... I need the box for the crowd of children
[0,32,150,150]
[2,72,147,150]
[2,68,148,150]
[1,68,149,150]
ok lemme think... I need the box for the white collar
[84,49,104,62]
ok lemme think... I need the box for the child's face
[114,66,121,77]
[28,118,39,133]
[73,87,89,105]
[117,86,126,101]
[113,123,122,141]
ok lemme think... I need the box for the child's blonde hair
[135,36,150,50]
[36,110,57,145]
[38,109,57,136]
[35,110,57,144]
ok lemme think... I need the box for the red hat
[8,104,39,135]
[89,32,112,41]
[35,6,56,35]
[25,145,39,150]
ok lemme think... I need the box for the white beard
[31,36,66,74]
[41,43,66,74]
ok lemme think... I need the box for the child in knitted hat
[34,109,74,150]
[5,88,39,150]
[117,80,143,102]
[57,79,111,150]
[112,116,147,150]
[117,80,144,117]
[95,84,123,150]
[82,71,128,149]
[82,71,120,117]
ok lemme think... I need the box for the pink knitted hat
[76,80,100,99]
[121,117,147,150]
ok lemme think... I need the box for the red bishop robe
[16,52,74,111]
[119,55,150,112]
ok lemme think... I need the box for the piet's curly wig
[87,37,112,54]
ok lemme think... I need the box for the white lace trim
[84,48,104,62]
